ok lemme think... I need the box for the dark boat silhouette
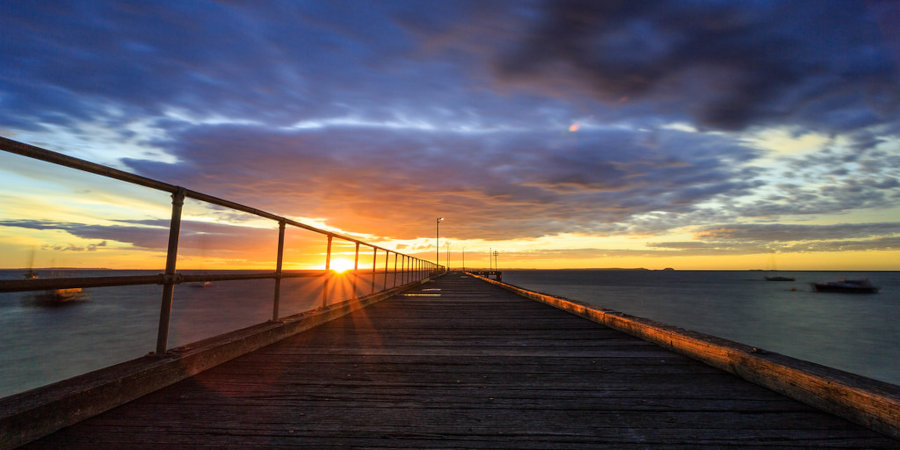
[765,275,795,281]
[811,279,879,294]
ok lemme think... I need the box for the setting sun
[329,258,355,273]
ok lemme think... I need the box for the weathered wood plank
[21,273,897,448]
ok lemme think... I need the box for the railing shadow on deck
[0,136,447,448]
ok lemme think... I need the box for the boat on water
[811,279,880,294]
[763,254,794,281]
[33,287,84,304]
[765,275,795,281]
[23,270,85,304]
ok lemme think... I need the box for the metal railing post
[393,252,398,287]
[371,247,377,294]
[352,242,360,299]
[322,234,332,308]
[155,188,185,355]
[272,220,286,321]
[383,250,389,290]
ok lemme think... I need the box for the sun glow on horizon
[329,258,355,273]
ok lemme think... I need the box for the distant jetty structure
[1,136,899,448]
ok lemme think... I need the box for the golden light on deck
[330,258,355,273]
[569,122,580,132]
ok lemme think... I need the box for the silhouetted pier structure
[469,269,502,281]
[2,137,899,447]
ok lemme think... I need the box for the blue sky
[2,0,899,269]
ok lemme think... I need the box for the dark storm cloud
[498,0,900,131]
[9,1,895,136]
[123,123,761,239]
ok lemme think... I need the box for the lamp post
[436,217,444,271]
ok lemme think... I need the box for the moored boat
[33,287,84,305]
[22,271,85,304]
[811,279,879,294]
[765,275,795,281]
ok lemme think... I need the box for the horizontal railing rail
[0,136,415,253]
[0,136,444,357]
[0,270,350,292]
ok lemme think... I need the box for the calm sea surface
[503,269,900,386]
[0,269,391,398]
[1,269,898,398]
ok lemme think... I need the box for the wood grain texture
[24,273,897,448]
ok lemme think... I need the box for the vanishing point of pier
[14,272,898,448]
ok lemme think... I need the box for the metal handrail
[0,136,408,252]
[0,136,443,354]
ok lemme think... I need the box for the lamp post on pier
[436,217,444,271]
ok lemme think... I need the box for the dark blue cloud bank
[2,0,899,251]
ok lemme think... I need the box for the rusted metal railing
[0,136,443,355]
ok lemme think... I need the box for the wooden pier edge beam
[466,272,900,440]
[0,275,441,450]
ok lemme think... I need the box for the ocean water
[0,269,401,398]
[502,269,900,386]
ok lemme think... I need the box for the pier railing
[0,136,443,355]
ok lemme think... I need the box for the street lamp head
[437,217,444,222]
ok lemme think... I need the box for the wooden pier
[469,270,502,281]
[16,273,899,448]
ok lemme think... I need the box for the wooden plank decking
[23,273,896,448]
